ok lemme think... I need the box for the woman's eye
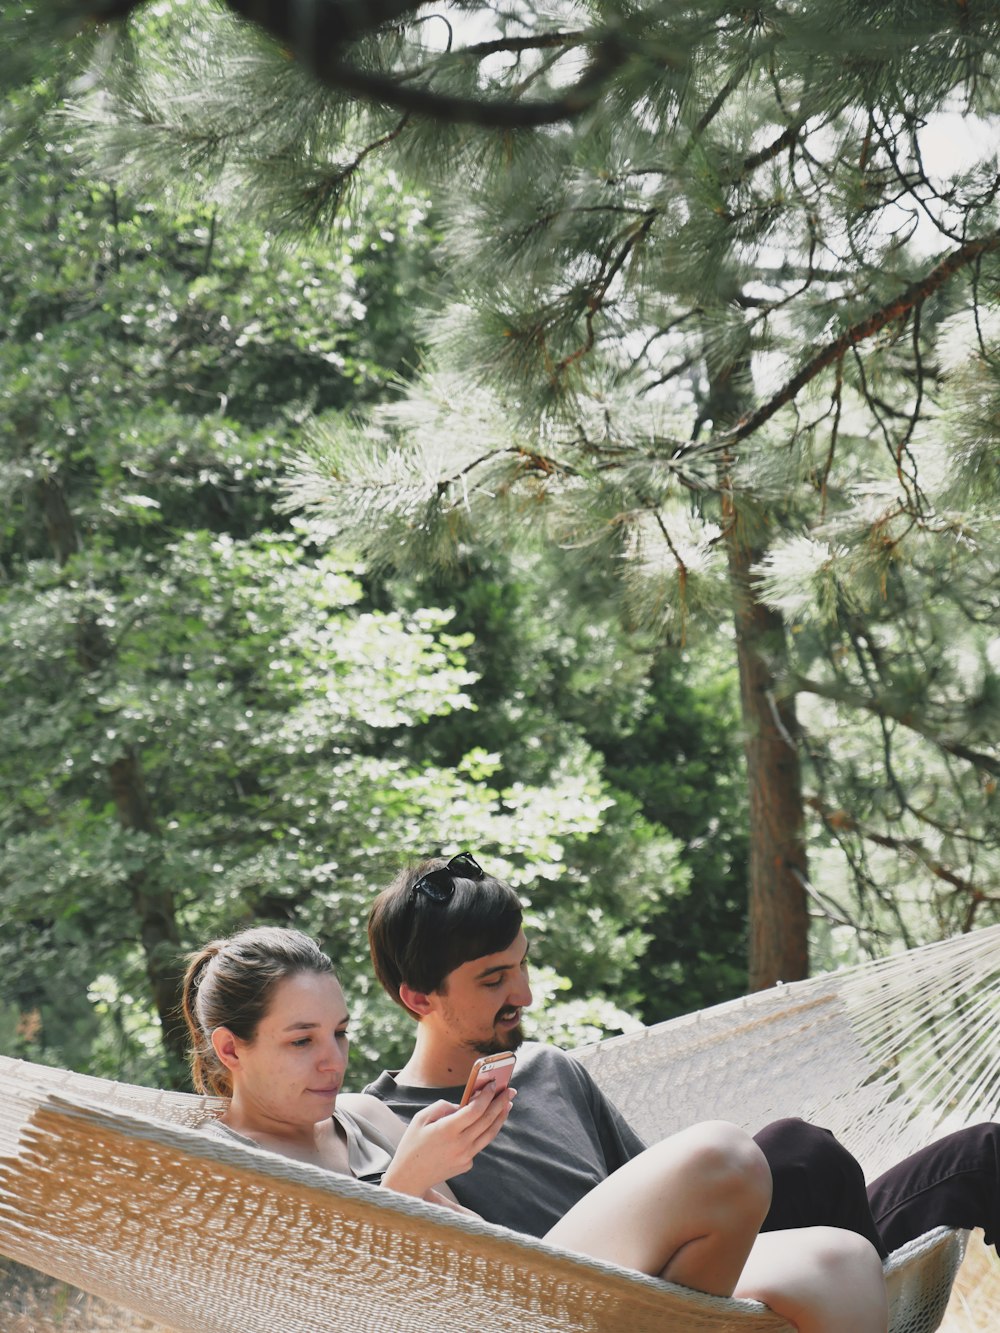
[291,1037,311,1047]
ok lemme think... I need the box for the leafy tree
[1,40,710,1083]
[373,544,748,1021]
[0,510,646,1085]
[0,102,463,1081]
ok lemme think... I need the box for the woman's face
[225,970,350,1129]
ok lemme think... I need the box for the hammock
[2,924,998,1333]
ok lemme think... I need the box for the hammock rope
[574,925,1000,1177]
[3,924,999,1332]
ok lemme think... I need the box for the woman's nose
[318,1039,346,1070]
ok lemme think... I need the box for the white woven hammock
[2,924,999,1333]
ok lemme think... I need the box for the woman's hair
[368,858,522,1014]
[180,926,334,1097]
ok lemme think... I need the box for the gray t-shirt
[364,1041,647,1238]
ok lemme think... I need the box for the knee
[806,1226,884,1279]
[757,1117,864,1178]
[806,1226,888,1318]
[679,1121,772,1221]
[965,1122,1000,1155]
[743,1227,888,1332]
[757,1117,838,1157]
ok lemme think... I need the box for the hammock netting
[2,923,998,1332]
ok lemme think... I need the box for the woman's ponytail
[181,941,230,1096]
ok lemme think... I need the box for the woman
[182,927,888,1333]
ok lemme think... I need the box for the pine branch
[317,42,626,129]
[805,796,984,899]
[793,675,1000,777]
[726,229,1000,446]
[555,213,657,377]
[789,865,873,934]
[89,0,425,48]
[738,118,806,177]
[464,32,586,59]
[806,750,916,945]
[437,444,582,494]
[680,54,755,164]
[85,0,626,128]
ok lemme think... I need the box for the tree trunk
[726,522,810,989]
[706,366,809,990]
[36,476,188,1074]
[106,751,188,1069]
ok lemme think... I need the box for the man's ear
[211,1026,241,1071]
[398,984,434,1019]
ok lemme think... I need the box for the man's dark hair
[368,857,523,1014]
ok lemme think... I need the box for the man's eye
[484,979,503,989]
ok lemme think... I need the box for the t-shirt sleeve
[572,1057,648,1169]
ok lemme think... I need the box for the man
[365,851,1000,1257]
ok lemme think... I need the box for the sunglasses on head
[411,852,485,904]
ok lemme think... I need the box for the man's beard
[471,1009,526,1056]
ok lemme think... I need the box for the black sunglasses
[411,852,485,904]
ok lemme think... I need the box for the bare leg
[735,1227,888,1333]
[544,1120,771,1297]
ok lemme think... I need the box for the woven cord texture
[574,924,1000,1176]
[0,1084,792,1333]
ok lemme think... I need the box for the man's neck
[395,1027,479,1089]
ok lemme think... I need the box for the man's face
[431,929,532,1057]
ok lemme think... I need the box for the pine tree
[28,0,1000,986]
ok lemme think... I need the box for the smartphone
[458,1051,517,1107]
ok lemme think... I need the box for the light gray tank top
[207,1105,395,1185]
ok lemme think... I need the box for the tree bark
[726,521,810,988]
[106,750,188,1069]
[707,366,809,990]
[36,476,187,1075]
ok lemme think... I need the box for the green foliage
[0,58,748,1085]
[0,88,456,1082]
[593,651,750,1020]
[366,544,747,1022]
